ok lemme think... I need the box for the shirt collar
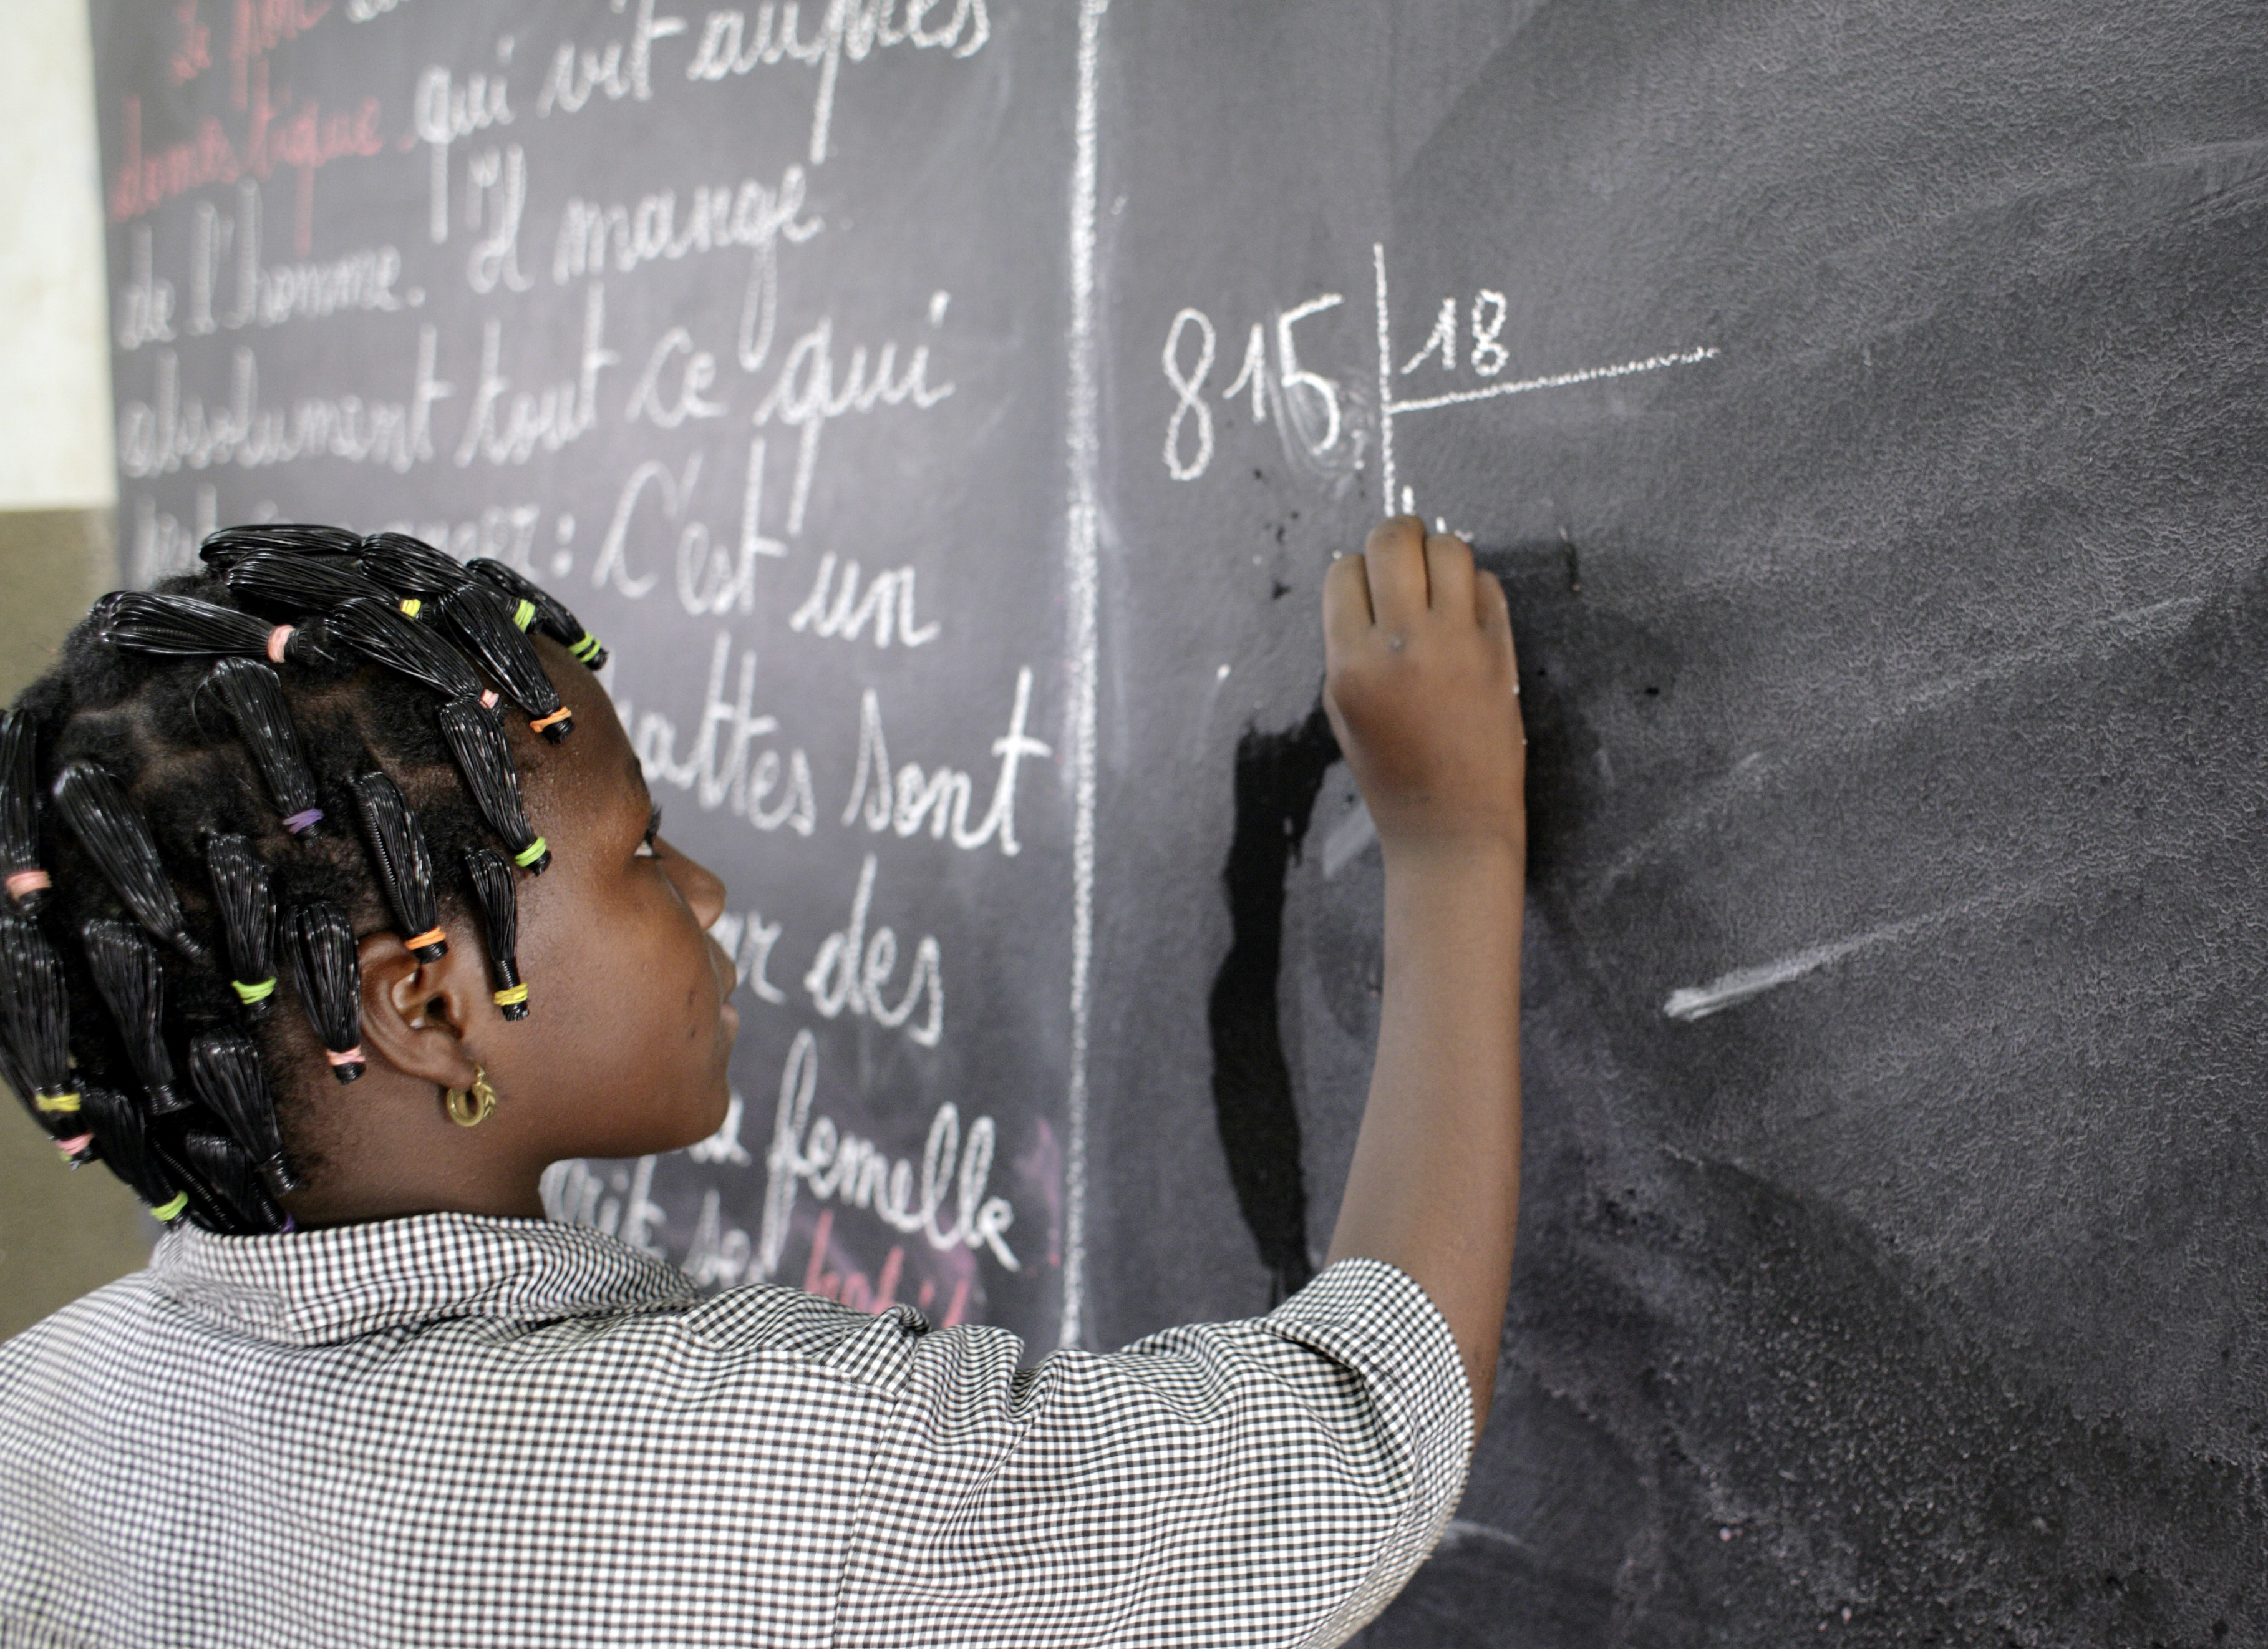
[148,1210,700,1347]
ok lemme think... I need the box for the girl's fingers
[1477,563,1514,651]
[1324,552,1375,656]
[1424,530,1478,619]
[1362,516,1431,632]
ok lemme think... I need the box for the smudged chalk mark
[1438,1519,1549,1560]
[1597,597,2201,911]
[1664,905,1952,1021]
[1209,703,1339,1301]
[1321,798,1377,880]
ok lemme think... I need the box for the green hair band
[512,836,549,869]
[231,975,278,1006]
[151,1192,188,1222]
[569,633,603,663]
[511,599,537,631]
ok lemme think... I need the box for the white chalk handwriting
[628,632,818,836]
[758,1029,1017,1281]
[453,282,617,466]
[536,0,687,116]
[117,334,453,477]
[840,668,1049,855]
[551,160,818,292]
[684,0,991,165]
[753,293,956,536]
[803,854,944,1046]
[415,58,515,245]
[463,144,534,295]
[379,503,546,574]
[541,1154,669,1256]
[193,186,409,333]
[625,326,729,428]
[117,228,175,349]
[589,437,787,613]
[788,552,941,648]
[1161,294,1355,482]
[130,487,219,586]
[710,908,790,1004]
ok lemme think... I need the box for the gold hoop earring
[443,1064,499,1128]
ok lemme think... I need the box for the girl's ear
[356,929,487,1091]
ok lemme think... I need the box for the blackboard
[90,0,2268,1640]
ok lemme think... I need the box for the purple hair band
[283,809,324,835]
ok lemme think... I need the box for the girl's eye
[636,806,664,859]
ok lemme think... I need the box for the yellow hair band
[511,599,536,631]
[35,1091,80,1114]
[493,983,530,1008]
[232,975,277,1006]
[569,634,603,663]
[152,1192,188,1222]
[399,598,422,618]
[512,837,548,868]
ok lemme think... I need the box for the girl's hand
[1322,516,1526,867]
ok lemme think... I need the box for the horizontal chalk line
[1438,1519,1547,1560]
[1388,346,1719,416]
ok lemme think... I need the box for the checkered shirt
[0,1212,1470,1647]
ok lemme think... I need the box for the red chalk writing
[110,99,240,223]
[170,1,213,84]
[110,67,384,257]
[802,1210,971,1326]
[231,0,329,109]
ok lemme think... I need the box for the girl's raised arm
[1321,515,1528,1435]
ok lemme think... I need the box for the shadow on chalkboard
[1208,703,1337,1303]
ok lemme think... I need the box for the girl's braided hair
[0,527,606,1233]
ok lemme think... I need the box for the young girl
[0,515,1525,1647]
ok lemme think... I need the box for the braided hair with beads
[0,526,605,1232]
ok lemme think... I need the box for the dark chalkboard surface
[92,0,2267,1640]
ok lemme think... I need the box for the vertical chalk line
[1372,241,1396,517]
[1370,241,1717,515]
[1058,0,1108,1350]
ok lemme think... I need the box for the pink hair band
[323,1046,364,1067]
[5,869,49,898]
[52,1134,93,1157]
[265,625,294,664]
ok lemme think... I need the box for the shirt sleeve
[830,1257,1473,1649]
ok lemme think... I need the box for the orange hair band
[528,708,572,736]
[404,928,447,953]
